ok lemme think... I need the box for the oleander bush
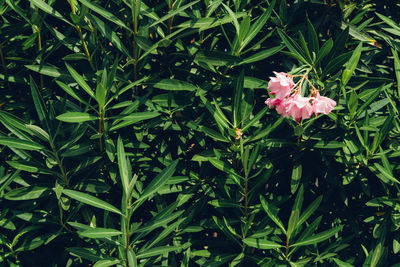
[1,0,400,266]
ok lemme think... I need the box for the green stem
[49,140,69,186]
[99,109,105,152]
[125,211,131,267]
[133,0,138,89]
[70,0,95,71]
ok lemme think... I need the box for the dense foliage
[1,0,400,266]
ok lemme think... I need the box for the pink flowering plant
[0,1,399,266]
[265,72,336,122]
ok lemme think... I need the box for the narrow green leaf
[290,226,342,247]
[5,186,51,200]
[306,17,319,54]
[243,238,282,249]
[233,69,244,127]
[240,0,276,51]
[117,136,131,196]
[137,246,182,259]
[315,38,333,65]
[63,189,123,215]
[154,79,197,91]
[25,125,50,142]
[29,0,72,26]
[79,228,122,239]
[65,63,95,98]
[30,77,51,132]
[26,65,65,78]
[134,160,178,204]
[176,13,246,30]
[260,196,286,234]
[290,162,302,194]
[195,50,239,66]
[96,69,107,108]
[109,112,160,131]
[56,112,98,123]
[79,0,131,32]
[0,137,44,151]
[342,42,362,86]
[239,45,283,65]
[93,259,121,267]
[146,0,200,29]
[87,14,130,58]
[199,126,229,143]
[297,196,322,228]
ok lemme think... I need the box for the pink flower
[265,97,282,108]
[268,72,294,99]
[285,94,313,122]
[312,93,336,115]
[265,98,289,117]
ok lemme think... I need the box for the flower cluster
[265,72,336,122]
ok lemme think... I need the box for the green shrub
[0,0,399,266]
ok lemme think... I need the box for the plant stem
[133,0,138,89]
[50,140,69,187]
[168,0,174,34]
[35,26,44,90]
[99,109,105,152]
[69,0,95,71]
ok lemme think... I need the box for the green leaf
[233,69,244,127]
[137,246,182,259]
[199,126,229,143]
[176,13,247,30]
[239,45,283,65]
[277,29,308,65]
[109,112,160,131]
[154,79,197,91]
[290,162,302,194]
[65,63,95,99]
[56,80,90,106]
[371,163,399,184]
[67,247,105,261]
[0,218,16,230]
[117,136,131,196]
[30,77,51,132]
[25,125,49,142]
[290,226,342,247]
[96,69,107,108]
[134,160,178,205]
[209,158,242,183]
[146,0,200,29]
[315,38,333,65]
[195,50,239,66]
[0,137,45,151]
[213,216,241,246]
[93,259,121,267]
[342,42,362,86]
[79,228,122,239]
[62,189,123,215]
[5,186,51,200]
[307,17,319,54]
[29,0,72,26]
[240,0,276,51]
[26,65,66,78]
[87,14,130,58]
[370,243,383,267]
[333,258,354,267]
[56,112,98,123]
[243,238,283,249]
[260,196,286,234]
[79,0,131,32]
[297,196,322,228]
[348,90,358,115]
